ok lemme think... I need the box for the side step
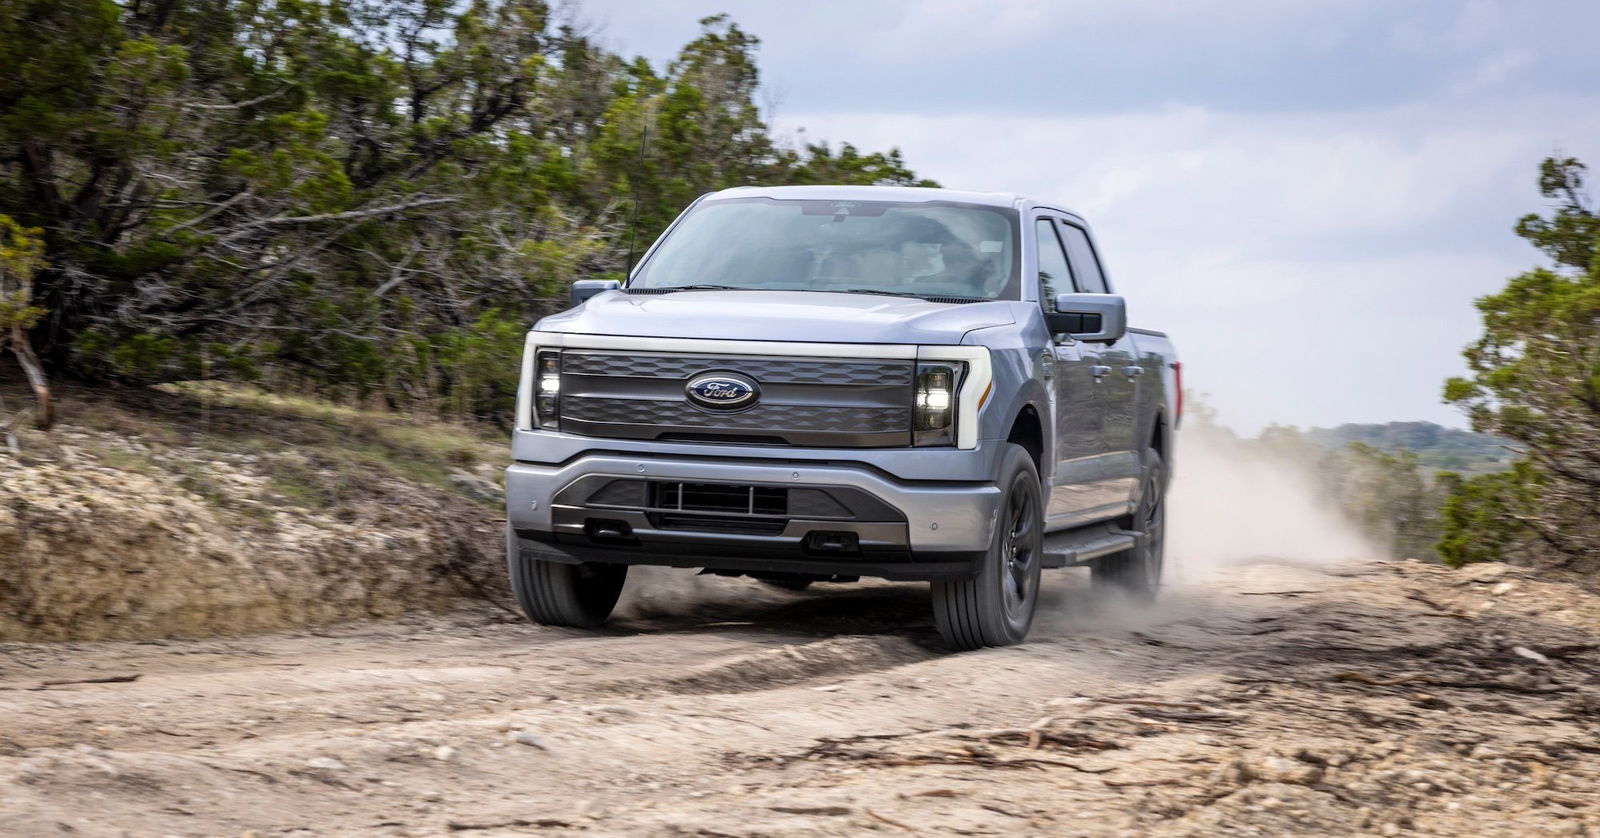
[1040,523,1143,569]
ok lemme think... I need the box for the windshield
[630,198,1020,300]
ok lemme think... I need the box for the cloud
[578,0,1600,431]
[778,97,1600,431]
[584,0,1600,114]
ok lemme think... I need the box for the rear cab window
[1057,221,1109,294]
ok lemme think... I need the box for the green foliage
[0,215,47,334]
[1513,158,1600,273]
[433,309,528,421]
[1440,155,1600,569]
[0,4,929,418]
[1320,443,1446,560]
[1435,463,1546,567]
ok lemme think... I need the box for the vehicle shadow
[608,570,941,644]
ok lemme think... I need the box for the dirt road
[3,559,1598,837]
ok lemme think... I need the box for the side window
[1058,223,1109,294]
[1034,218,1074,311]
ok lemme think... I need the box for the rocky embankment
[0,388,507,641]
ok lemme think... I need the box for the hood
[534,290,1015,345]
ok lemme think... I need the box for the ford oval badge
[686,372,759,410]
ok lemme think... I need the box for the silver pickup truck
[504,185,1180,649]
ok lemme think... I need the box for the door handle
[1122,365,1145,379]
[1090,365,1112,380]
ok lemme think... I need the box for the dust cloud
[1166,418,1381,582]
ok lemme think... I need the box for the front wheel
[507,527,628,628]
[931,444,1043,650]
[1092,448,1166,602]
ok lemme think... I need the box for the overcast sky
[577,0,1600,433]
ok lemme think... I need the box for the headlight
[913,361,963,446]
[534,350,561,429]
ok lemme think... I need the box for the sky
[575,0,1600,433]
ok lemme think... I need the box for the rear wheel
[1092,448,1166,601]
[507,527,628,628]
[931,444,1043,650]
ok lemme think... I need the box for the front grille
[656,482,787,515]
[559,350,914,447]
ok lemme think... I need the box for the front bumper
[505,453,1002,581]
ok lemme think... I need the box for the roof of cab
[703,184,1074,215]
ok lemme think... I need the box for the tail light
[1173,361,1183,423]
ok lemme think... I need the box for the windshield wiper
[834,288,983,302]
[834,288,926,298]
[647,284,750,292]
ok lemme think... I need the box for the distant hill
[1304,422,1515,474]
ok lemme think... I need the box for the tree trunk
[10,321,53,430]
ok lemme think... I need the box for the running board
[1040,524,1142,569]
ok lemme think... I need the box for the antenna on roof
[623,121,650,283]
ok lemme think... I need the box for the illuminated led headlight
[534,350,561,429]
[913,362,963,446]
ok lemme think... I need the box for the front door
[1036,217,1115,527]
[1059,220,1141,508]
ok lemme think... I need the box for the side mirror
[1047,293,1126,342]
[570,279,621,308]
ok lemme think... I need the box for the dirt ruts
[1,559,1598,837]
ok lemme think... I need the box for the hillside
[1303,421,1515,474]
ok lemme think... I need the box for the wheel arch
[997,381,1051,479]
[1147,407,1173,481]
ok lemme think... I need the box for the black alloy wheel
[931,444,1044,650]
[1092,448,1166,601]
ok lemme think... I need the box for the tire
[506,526,628,628]
[1092,447,1166,602]
[931,444,1043,650]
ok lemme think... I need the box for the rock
[305,757,348,771]
[1491,581,1518,596]
[421,790,444,802]
[1499,672,1542,690]
[15,758,54,782]
[432,745,457,761]
[511,731,548,750]
[1460,563,1510,582]
[1512,646,1549,663]
[448,469,503,502]
[1247,755,1324,785]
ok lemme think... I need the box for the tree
[0,215,50,428]
[0,4,931,421]
[1441,156,1600,568]
[1321,443,1443,560]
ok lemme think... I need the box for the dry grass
[1,378,508,507]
